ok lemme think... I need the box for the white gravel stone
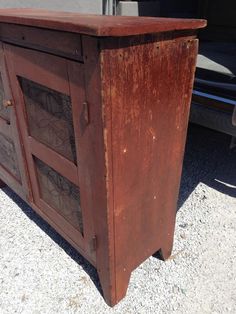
[0,124,235,313]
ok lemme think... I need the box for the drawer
[0,23,83,62]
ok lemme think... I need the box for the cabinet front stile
[0,42,29,201]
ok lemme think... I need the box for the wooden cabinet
[0,9,206,306]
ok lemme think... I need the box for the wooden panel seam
[29,136,79,186]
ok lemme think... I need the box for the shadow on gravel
[2,123,235,297]
[1,187,103,298]
[178,123,236,210]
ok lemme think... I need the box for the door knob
[3,99,13,108]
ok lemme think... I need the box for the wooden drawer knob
[3,99,13,107]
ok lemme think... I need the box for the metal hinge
[83,101,90,125]
[80,101,90,134]
[90,235,97,252]
[3,99,13,108]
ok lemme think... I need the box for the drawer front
[0,130,21,182]
[0,24,83,62]
[5,44,96,264]
[0,42,29,201]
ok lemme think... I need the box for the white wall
[0,0,104,14]
[116,1,160,16]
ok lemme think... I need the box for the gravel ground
[0,124,236,314]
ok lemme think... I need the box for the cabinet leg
[114,269,131,305]
[158,244,173,261]
[159,227,175,260]
[158,214,176,261]
[153,229,175,261]
[98,268,131,307]
[0,179,6,188]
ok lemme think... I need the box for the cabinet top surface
[0,8,206,37]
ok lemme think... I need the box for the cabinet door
[0,43,29,201]
[5,45,96,263]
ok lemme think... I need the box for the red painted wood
[0,8,206,37]
[81,36,117,306]
[0,12,205,306]
[100,34,199,305]
[4,43,91,260]
[28,198,96,267]
[0,23,83,61]
[0,178,6,187]
[0,43,29,201]
[67,58,102,263]
[28,137,78,186]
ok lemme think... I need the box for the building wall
[0,0,104,14]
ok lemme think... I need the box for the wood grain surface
[0,8,206,37]
[101,34,199,304]
[0,43,29,201]
[0,11,204,306]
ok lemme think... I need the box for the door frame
[0,42,29,201]
[4,44,96,263]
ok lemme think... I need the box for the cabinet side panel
[102,35,198,274]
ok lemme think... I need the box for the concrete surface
[0,123,236,313]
